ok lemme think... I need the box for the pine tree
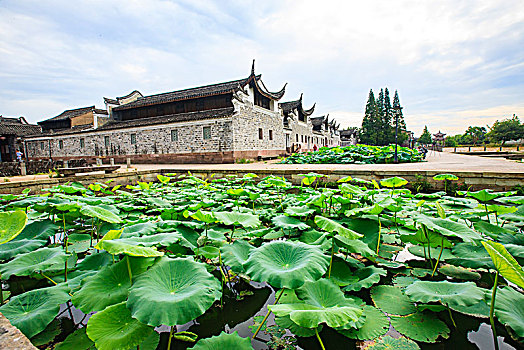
[375,89,386,145]
[360,89,378,145]
[383,88,394,144]
[392,90,408,144]
[419,125,432,144]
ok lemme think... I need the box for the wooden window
[203,126,211,140]
[130,133,137,144]
[59,140,63,149]
[296,134,298,142]
[269,130,273,140]
[80,138,85,148]
[258,128,263,140]
[104,136,110,147]
[171,129,178,142]
[40,142,44,150]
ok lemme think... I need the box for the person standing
[16,150,23,162]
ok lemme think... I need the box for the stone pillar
[468,146,471,151]
[110,158,115,166]
[20,162,26,176]
[126,158,131,168]
[484,146,487,151]
[63,160,69,169]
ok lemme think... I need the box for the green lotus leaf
[405,281,485,307]
[271,215,310,231]
[55,327,95,350]
[487,204,517,215]
[72,257,155,313]
[338,305,389,340]
[414,214,482,243]
[220,239,253,273]
[270,279,363,329]
[380,177,408,188]
[407,245,454,261]
[447,243,494,269]
[315,216,362,239]
[127,257,221,326]
[86,302,153,350]
[98,240,164,257]
[0,247,68,278]
[172,331,198,343]
[213,211,260,228]
[16,219,58,241]
[94,229,123,250]
[67,233,92,253]
[329,257,359,287]
[496,196,524,205]
[121,222,158,237]
[438,264,481,280]
[189,210,216,223]
[275,314,320,337]
[448,289,490,318]
[284,206,316,217]
[390,312,450,343]
[465,189,504,202]
[76,252,114,271]
[401,228,452,248]
[334,235,375,258]
[482,240,524,288]
[244,240,329,289]
[433,174,458,181]
[0,211,27,245]
[80,205,122,224]
[343,266,387,292]
[188,331,253,350]
[494,286,524,338]
[114,232,183,248]
[157,174,171,183]
[371,285,416,316]
[0,238,47,261]
[365,335,420,349]
[30,318,61,346]
[392,276,419,289]
[0,286,70,338]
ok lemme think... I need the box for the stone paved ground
[0,151,522,185]
[131,151,524,173]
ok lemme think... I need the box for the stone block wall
[232,102,286,157]
[26,117,234,161]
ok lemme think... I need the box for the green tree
[464,126,487,145]
[359,89,379,145]
[487,115,524,145]
[383,88,393,144]
[391,90,408,144]
[419,125,432,144]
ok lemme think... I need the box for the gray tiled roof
[0,117,41,136]
[39,106,95,123]
[25,107,235,137]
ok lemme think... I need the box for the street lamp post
[394,106,398,163]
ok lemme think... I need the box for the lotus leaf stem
[167,325,175,350]
[489,271,500,350]
[0,277,3,305]
[315,328,326,350]
[376,214,381,255]
[126,256,133,283]
[252,288,285,339]
[41,273,58,285]
[447,305,456,329]
[431,237,445,277]
[328,239,335,278]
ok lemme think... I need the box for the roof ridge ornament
[251,59,255,76]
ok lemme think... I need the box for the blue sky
[1,0,523,135]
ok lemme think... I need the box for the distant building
[0,116,40,162]
[25,62,340,163]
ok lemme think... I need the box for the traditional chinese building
[0,116,41,162]
[24,62,340,163]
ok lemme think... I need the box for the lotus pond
[0,173,523,350]
[279,144,424,164]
